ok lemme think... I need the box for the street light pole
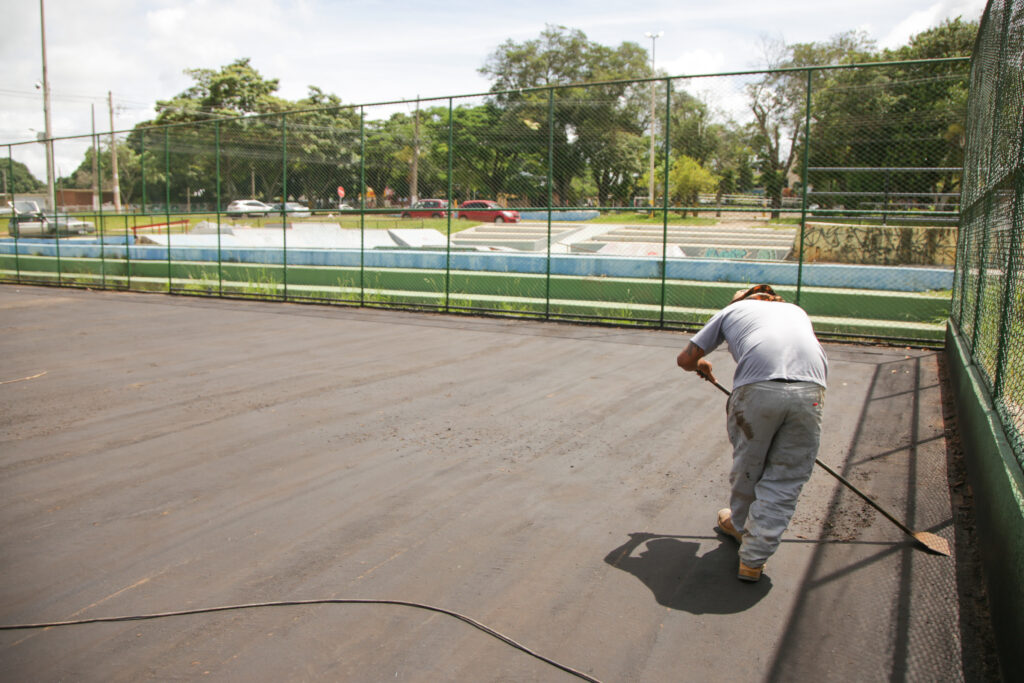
[40,0,56,214]
[645,31,663,210]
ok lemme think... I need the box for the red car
[401,199,449,218]
[457,200,520,223]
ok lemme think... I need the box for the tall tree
[132,59,291,207]
[479,25,649,205]
[806,19,975,213]
[152,58,285,123]
[2,159,44,194]
[281,88,361,208]
[746,31,875,216]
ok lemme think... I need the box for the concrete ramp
[388,229,448,248]
[450,222,584,251]
[571,224,796,260]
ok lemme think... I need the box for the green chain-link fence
[952,0,1024,471]
[2,57,969,344]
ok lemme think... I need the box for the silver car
[226,200,273,217]
[6,200,95,237]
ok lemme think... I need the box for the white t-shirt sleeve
[689,300,827,388]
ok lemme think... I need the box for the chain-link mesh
[953,0,1024,471]
[2,57,971,345]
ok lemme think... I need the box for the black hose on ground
[0,597,602,683]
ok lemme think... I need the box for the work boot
[716,508,744,544]
[738,560,764,582]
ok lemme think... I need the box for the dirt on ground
[937,354,1004,681]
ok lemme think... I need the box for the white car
[226,200,273,217]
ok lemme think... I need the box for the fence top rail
[808,191,962,197]
[1,56,972,147]
[808,166,963,172]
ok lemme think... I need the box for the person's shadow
[604,532,771,613]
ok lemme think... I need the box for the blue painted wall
[0,238,953,292]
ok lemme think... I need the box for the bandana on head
[731,284,782,304]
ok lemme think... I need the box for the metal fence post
[545,88,554,320]
[140,133,147,212]
[165,128,172,292]
[969,186,994,361]
[796,68,813,307]
[952,202,968,327]
[659,79,672,326]
[131,134,142,292]
[282,113,289,301]
[359,106,365,305]
[52,141,62,286]
[7,145,20,282]
[98,155,105,290]
[215,120,223,297]
[89,118,105,290]
[445,98,454,311]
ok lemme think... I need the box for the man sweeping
[676,284,828,582]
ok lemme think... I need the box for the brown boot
[738,560,764,582]
[716,508,744,544]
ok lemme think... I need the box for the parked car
[338,202,355,211]
[6,200,95,237]
[400,199,449,218]
[271,202,311,217]
[226,199,273,217]
[457,200,520,223]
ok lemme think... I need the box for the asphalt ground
[0,285,982,681]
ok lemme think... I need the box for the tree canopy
[44,20,976,213]
[3,159,44,195]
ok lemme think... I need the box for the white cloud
[661,49,728,78]
[146,6,189,35]
[880,0,986,47]
[0,0,990,181]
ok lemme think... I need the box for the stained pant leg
[726,382,825,568]
[726,384,786,534]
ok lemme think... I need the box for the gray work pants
[726,380,825,567]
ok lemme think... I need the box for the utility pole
[91,104,99,210]
[40,0,56,214]
[645,31,663,210]
[108,92,122,212]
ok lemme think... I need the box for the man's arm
[676,342,716,384]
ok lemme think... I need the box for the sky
[0,0,987,181]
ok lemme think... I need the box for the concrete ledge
[0,254,950,338]
[518,210,600,221]
[945,324,1024,679]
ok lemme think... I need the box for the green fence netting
[953,0,1023,471]
[3,57,970,345]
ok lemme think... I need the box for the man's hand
[678,342,717,384]
[696,357,717,384]
[677,341,715,382]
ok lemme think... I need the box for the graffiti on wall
[799,222,957,266]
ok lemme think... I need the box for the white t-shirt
[690,299,828,389]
